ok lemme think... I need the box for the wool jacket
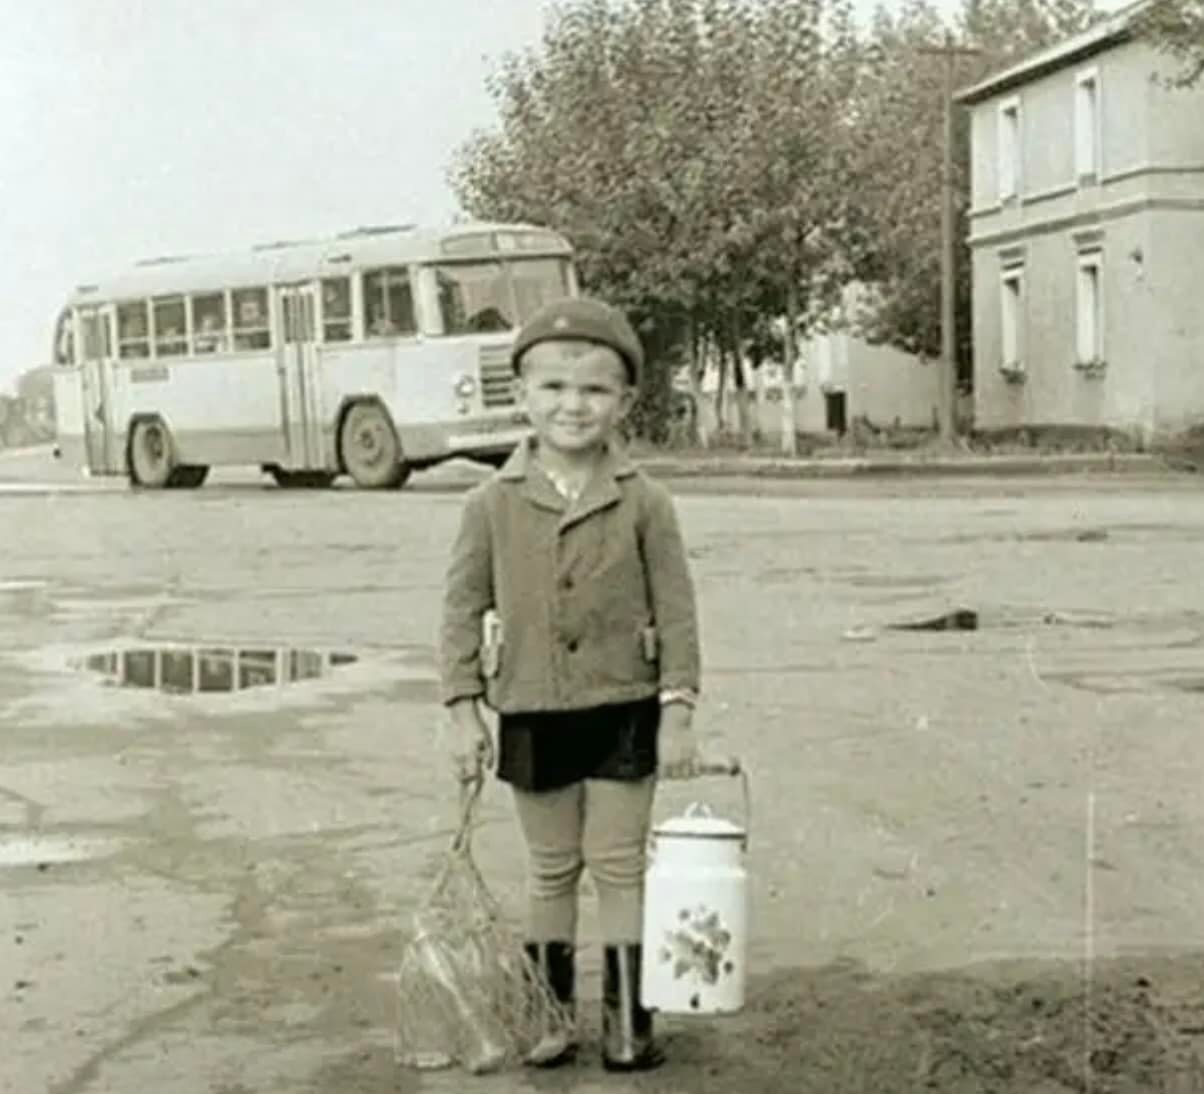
[438,437,701,714]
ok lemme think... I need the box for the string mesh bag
[395,774,575,1074]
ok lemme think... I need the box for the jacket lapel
[499,436,567,514]
[559,444,637,531]
[499,435,637,526]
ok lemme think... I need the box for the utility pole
[918,31,980,443]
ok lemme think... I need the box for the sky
[0,0,1125,391]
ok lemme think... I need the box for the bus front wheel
[339,402,411,490]
[128,418,208,489]
[128,417,176,488]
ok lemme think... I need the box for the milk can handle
[671,755,751,849]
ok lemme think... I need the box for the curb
[634,453,1182,479]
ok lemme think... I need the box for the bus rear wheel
[270,468,336,489]
[339,402,411,489]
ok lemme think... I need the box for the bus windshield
[432,257,571,335]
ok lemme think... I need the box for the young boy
[438,295,702,1071]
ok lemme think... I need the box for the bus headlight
[453,374,476,399]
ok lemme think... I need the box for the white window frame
[1075,248,1104,366]
[997,96,1022,203]
[1075,67,1101,184]
[1000,266,1024,370]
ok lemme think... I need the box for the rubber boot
[523,941,577,1068]
[601,944,665,1072]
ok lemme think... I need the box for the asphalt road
[3,449,1204,1092]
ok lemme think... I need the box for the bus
[50,221,578,489]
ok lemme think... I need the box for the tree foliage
[1134,0,1204,88]
[451,0,856,444]
[451,0,1101,443]
[842,0,1098,377]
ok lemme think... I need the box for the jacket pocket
[481,610,503,679]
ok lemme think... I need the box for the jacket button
[566,639,579,653]
[561,576,574,590]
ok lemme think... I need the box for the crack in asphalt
[45,989,213,1094]
[0,784,47,827]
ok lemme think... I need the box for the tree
[843,0,1099,393]
[451,0,859,448]
[1134,0,1204,87]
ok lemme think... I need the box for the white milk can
[640,762,749,1015]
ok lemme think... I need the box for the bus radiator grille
[478,345,517,408]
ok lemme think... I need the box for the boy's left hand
[657,702,700,779]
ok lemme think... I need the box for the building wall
[697,330,938,437]
[972,214,1155,432]
[841,337,940,429]
[1146,50,1204,165]
[1147,209,1204,434]
[968,35,1204,437]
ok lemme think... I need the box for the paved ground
[4,448,1204,1092]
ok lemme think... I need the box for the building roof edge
[954,0,1151,105]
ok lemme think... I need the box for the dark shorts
[496,697,660,793]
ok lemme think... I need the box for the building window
[1076,249,1104,365]
[1000,267,1024,370]
[321,278,352,342]
[998,97,1021,203]
[232,287,271,350]
[364,267,416,337]
[152,296,187,358]
[117,301,151,359]
[192,293,228,354]
[1075,69,1100,183]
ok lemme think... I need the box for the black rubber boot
[523,941,577,1068]
[601,944,665,1072]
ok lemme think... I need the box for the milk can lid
[654,802,745,839]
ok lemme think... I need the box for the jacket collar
[498,434,637,524]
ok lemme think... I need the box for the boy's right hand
[446,698,495,782]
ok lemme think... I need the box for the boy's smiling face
[517,340,635,456]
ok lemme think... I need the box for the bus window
[192,293,228,354]
[232,288,270,350]
[53,310,76,365]
[363,268,416,337]
[117,301,151,359]
[153,296,187,358]
[321,278,351,342]
[433,261,513,335]
[511,258,572,322]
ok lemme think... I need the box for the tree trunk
[730,311,753,448]
[780,283,801,457]
[686,313,710,449]
[714,333,728,437]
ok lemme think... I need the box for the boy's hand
[657,702,700,779]
[446,699,494,783]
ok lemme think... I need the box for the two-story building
[958,1,1204,441]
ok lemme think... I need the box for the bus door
[78,305,119,473]
[277,284,324,468]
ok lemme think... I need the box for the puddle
[0,835,122,869]
[888,609,979,632]
[72,644,359,695]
